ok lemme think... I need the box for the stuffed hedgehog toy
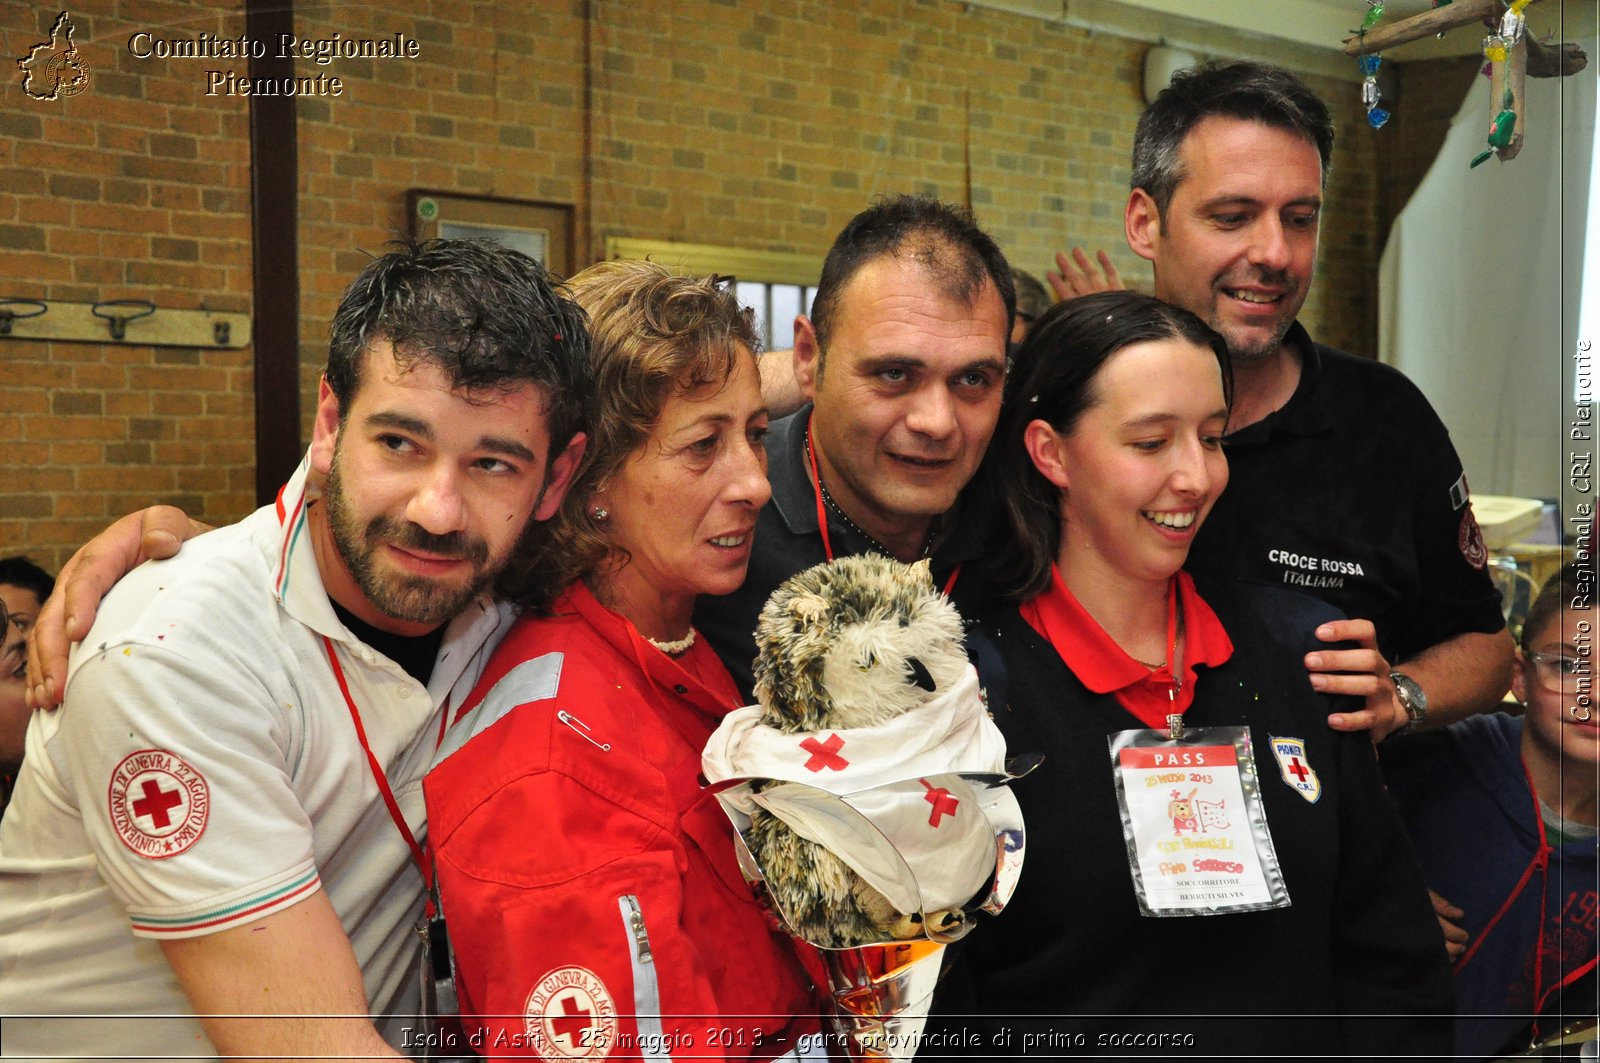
[732,554,991,949]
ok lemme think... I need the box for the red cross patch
[107,749,209,859]
[799,733,849,772]
[920,778,959,827]
[524,965,617,1059]
[1269,737,1322,804]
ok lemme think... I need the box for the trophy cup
[705,770,1028,1062]
[701,554,1031,1060]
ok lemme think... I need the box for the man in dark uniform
[696,195,1014,695]
[1120,60,1511,740]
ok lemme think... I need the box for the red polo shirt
[1020,569,1233,728]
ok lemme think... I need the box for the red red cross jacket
[424,583,824,1061]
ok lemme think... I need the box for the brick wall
[1,2,255,572]
[2,0,1391,569]
[290,1,591,444]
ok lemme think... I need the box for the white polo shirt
[0,456,512,1060]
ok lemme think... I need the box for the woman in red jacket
[424,261,825,1061]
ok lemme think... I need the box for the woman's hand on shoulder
[1303,618,1407,741]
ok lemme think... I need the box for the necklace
[807,428,938,560]
[1132,581,1184,677]
[647,629,696,656]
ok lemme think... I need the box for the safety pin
[557,710,611,752]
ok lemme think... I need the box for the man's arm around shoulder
[1314,622,1514,739]
[1392,627,1515,728]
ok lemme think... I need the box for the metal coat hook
[91,299,156,341]
[0,299,47,336]
[0,298,250,348]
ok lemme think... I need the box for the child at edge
[1382,560,1599,1059]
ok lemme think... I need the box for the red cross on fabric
[920,778,959,827]
[550,994,592,1045]
[1286,757,1310,783]
[799,733,849,772]
[132,779,183,828]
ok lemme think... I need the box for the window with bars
[604,238,823,351]
[733,281,817,350]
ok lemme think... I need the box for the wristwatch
[1389,671,1428,735]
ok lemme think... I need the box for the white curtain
[1378,47,1597,513]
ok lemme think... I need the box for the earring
[1571,704,1592,723]
[591,506,609,522]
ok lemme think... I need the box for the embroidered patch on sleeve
[107,749,210,859]
[1459,506,1488,570]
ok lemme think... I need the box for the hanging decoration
[1354,2,1391,129]
[1338,0,1587,167]
[1471,0,1533,167]
[1498,0,1532,47]
[1360,54,1390,129]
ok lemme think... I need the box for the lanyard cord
[1522,762,1598,1026]
[1161,578,1182,704]
[1454,756,1560,1036]
[805,414,837,563]
[1452,752,1600,1043]
[322,635,436,918]
[804,414,962,596]
[1538,950,1599,1022]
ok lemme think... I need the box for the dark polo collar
[1223,321,1337,446]
[765,403,990,568]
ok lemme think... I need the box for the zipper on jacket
[617,894,669,1061]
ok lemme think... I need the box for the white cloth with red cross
[702,666,1011,916]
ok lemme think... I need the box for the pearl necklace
[647,629,696,656]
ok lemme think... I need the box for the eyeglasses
[1527,651,1588,694]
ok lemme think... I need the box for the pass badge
[1108,724,1289,918]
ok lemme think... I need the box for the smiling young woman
[927,291,1455,1057]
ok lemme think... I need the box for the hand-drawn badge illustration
[1269,736,1323,804]
[1196,797,1230,830]
[1167,788,1201,835]
[1168,787,1231,835]
[18,10,92,100]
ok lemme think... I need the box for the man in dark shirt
[697,194,1014,694]
[1119,60,1511,739]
